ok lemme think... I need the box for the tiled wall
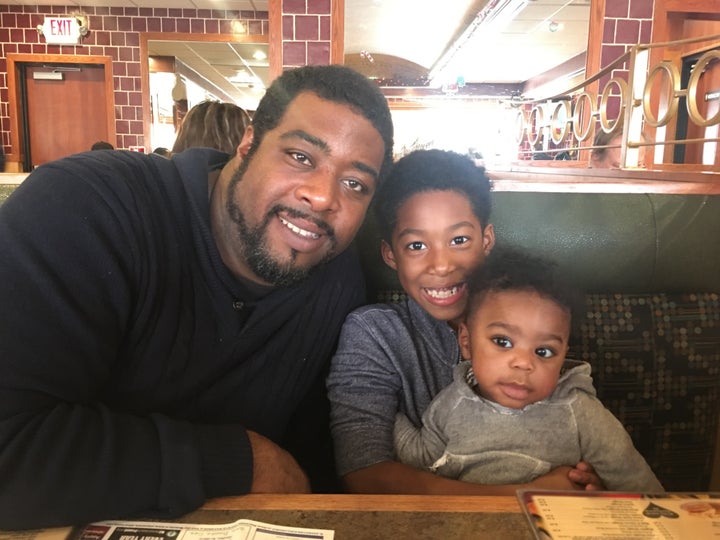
[599,0,654,116]
[0,4,269,152]
[281,0,333,69]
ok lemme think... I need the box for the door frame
[6,54,116,168]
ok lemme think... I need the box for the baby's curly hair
[466,246,583,329]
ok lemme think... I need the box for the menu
[518,490,720,539]
[0,519,333,540]
[75,519,334,540]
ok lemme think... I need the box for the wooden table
[179,494,535,539]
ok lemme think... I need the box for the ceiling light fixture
[428,0,529,87]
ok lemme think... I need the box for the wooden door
[24,63,109,167]
[6,54,116,172]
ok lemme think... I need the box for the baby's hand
[529,466,577,491]
[568,461,605,491]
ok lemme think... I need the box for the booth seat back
[356,192,720,491]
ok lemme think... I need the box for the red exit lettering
[50,18,71,36]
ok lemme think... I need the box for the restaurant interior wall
[0,5,269,168]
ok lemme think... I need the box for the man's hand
[568,461,605,491]
[247,431,311,493]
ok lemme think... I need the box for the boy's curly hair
[373,149,492,242]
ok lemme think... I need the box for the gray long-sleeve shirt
[394,360,664,492]
[327,298,460,476]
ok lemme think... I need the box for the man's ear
[380,240,397,270]
[482,223,495,255]
[458,322,472,360]
[235,125,254,158]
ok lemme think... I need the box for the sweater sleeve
[393,403,449,470]
[573,393,665,492]
[327,308,405,476]
[0,157,252,528]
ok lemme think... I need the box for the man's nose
[294,170,339,212]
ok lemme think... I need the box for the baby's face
[458,289,570,409]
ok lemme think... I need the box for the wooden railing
[506,34,720,171]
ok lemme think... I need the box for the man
[0,65,394,529]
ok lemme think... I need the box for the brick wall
[599,0,655,118]
[0,4,268,153]
[280,0,332,69]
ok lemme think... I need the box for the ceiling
[11,0,591,103]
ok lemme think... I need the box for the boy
[394,247,664,492]
[327,149,603,494]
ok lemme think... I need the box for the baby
[394,247,664,492]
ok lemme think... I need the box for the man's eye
[492,336,512,348]
[343,178,367,194]
[407,241,426,251]
[536,347,555,359]
[289,151,311,165]
[450,235,469,246]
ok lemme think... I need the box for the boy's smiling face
[381,189,494,325]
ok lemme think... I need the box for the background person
[394,247,663,493]
[171,100,251,155]
[90,140,114,150]
[590,120,649,168]
[327,149,603,495]
[0,64,394,529]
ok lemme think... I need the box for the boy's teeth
[426,286,459,299]
[280,217,319,239]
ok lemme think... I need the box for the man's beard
[225,158,338,287]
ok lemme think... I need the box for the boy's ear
[380,240,398,270]
[482,223,495,255]
[458,322,472,360]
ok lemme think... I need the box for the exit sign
[39,17,83,45]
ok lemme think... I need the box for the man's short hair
[248,65,394,186]
[374,149,492,242]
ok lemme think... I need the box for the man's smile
[279,215,321,239]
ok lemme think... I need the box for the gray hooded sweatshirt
[394,360,664,492]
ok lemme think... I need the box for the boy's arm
[343,461,601,494]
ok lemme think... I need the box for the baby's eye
[535,347,556,359]
[491,336,512,348]
[450,236,470,246]
[406,241,426,251]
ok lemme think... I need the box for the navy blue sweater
[0,148,365,528]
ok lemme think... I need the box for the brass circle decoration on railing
[642,60,680,127]
[550,99,572,144]
[571,92,595,142]
[528,105,544,147]
[599,77,627,133]
[686,49,720,128]
[510,42,720,152]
